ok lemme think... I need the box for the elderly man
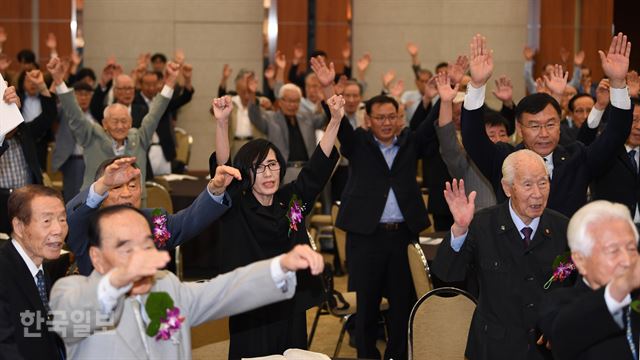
[50,204,323,359]
[0,185,67,359]
[462,33,633,217]
[48,57,178,192]
[433,149,570,360]
[249,82,326,184]
[89,71,147,125]
[66,156,238,275]
[538,200,640,359]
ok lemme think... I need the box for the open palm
[469,34,493,87]
[599,32,631,86]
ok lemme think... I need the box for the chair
[330,203,347,272]
[174,127,193,167]
[408,287,477,360]
[46,142,63,191]
[145,181,182,279]
[407,242,433,299]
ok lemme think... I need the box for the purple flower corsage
[145,291,185,343]
[286,194,306,236]
[151,209,171,248]
[543,251,576,289]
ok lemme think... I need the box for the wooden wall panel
[0,0,32,74]
[537,0,575,80]
[316,0,350,74]
[277,0,308,81]
[580,0,613,84]
[39,0,72,66]
[613,0,640,73]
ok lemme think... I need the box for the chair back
[145,181,173,214]
[408,287,477,360]
[331,203,347,270]
[407,243,433,298]
[174,127,193,166]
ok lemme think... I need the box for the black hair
[94,156,140,181]
[150,53,167,63]
[154,70,164,80]
[16,49,36,64]
[16,70,27,95]
[415,68,433,80]
[483,109,509,130]
[515,93,562,122]
[76,68,97,82]
[365,95,399,115]
[568,93,594,112]
[72,81,94,92]
[632,97,640,106]
[233,139,287,191]
[88,205,148,248]
[310,50,328,59]
[435,62,448,72]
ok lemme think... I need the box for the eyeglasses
[370,114,399,122]
[255,161,281,174]
[520,122,558,133]
[280,97,300,104]
[115,86,135,92]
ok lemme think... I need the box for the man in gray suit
[248,82,326,184]
[50,205,324,359]
[47,57,179,193]
[52,81,95,202]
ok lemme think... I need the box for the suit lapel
[117,297,151,359]
[551,145,569,188]
[618,147,638,176]
[365,132,393,172]
[5,243,48,313]
[527,211,554,253]
[494,202,526,268]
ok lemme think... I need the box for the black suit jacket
[461,104,633,217]
[0,241,63,359]
[545,280,639,359]
[592,145,640,217]
[432,202,570,360]
[334,110,431,235]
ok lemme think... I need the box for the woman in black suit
[209,94,344,359]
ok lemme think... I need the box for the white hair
[103,103,129,120]
[501,149,548,186]
[278,83,302,99]
[567,200,639,256]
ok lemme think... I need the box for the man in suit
[433,149,570,360]
[52,81,95,202]
[65,156,238,276]
[461,33,633,218]
[248,82,326,184]
[0,185,67,359]
[591,97,640,226]
[313,55,431,360]
[89,73,147,126]
[49,57,178,192]
[50,204,324,359]
[0,80,55,234]
[538,200,640,359]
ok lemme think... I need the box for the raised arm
[137,62,179,149]
[319,94,345,157]
[434,72,469,178]
[543,64,568,105]
[523,46,537,94]
[212,96,232,165]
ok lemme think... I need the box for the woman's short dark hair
[515,93,562,122]
[365,95,399,115]
[88,205,149,248]
[233,139,287,191]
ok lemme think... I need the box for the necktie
[625,306,638,359]
[629,150,638,174]
[35,270,50,312]
[521,227,533,249]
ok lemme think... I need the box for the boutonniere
[286,194,306,236]
[543,251,576,289]
[632,300,640,313]
[151,209,171,248]
[145,292,185,342]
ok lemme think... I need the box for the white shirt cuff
[450,230,468,252]
[87,183,109,209]
[270,256,295,293]
[611,87,631,110]
[604,282,632,328]
[160,85,174,99]
[205,188,227,204]
[56,82,71,94]
[0,135,4,146]
[97,272,133,315]
[464,84,486,111]
[587,107,605,129]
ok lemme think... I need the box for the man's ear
[572,251,588,276]
[89,246,106,274]
[364,114,372,128]
[501,179,512,199]
[11,218,25,239]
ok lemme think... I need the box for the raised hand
[444,179,477,237]
[543,64,568,97]
[595,78,610,110]
[3,86,20,108]
[136,52,150,69]
[97,157,141,192]
[574,50,585,66]
[174,48,186,65]
[435,72,459,103]
[357,52,371,73]
[492,75,514,105]
[46,57,66,85]
[423,76,438,102]
[109,248,171,289]
[0,27,6,44]
[627,70,639,98]
[407,42,419,57]
[264,64,275,81]
[469,34,493,88]
[208,165,242,195]
[327,94,345,121]
[275,50,287,70]
[560,47,570,64]
[599,32,631,88]
[342,42,352,62]
[333,75,347,96]
[292,43,305,65]
[164,61,181,87]
[181,63,193,81]
[310,56,335,87]
[70,51,82,67]
[535,77,549,94]
[382,69,396,89]
[523,46,535,61]
[46,32,57,51]
[280,244,324,275]
[211,96,233,121]
[27,69,46,88]
[390,80,405,98]
[222,64,233,81]
[448,55,469,84]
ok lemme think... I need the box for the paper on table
[0,73,24,137]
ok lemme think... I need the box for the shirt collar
[542,151,554,164]
[11,239,43,279]
[373,135,398,149]
[508,199,541,238]
[625,144,639,153]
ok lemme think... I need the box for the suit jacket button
[529,328,536,334]
[493,261,498,267]
[526,303,535,308]
[483,324,488,332]
[525,275,534,281]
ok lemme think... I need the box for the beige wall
[83,0,264,171]
[353,0,528,108]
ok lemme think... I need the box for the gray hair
[278,83,302,99]
[567,200,639,256]
[501,149,548,186]
[234,68,254,84]
[103,103,129,120]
